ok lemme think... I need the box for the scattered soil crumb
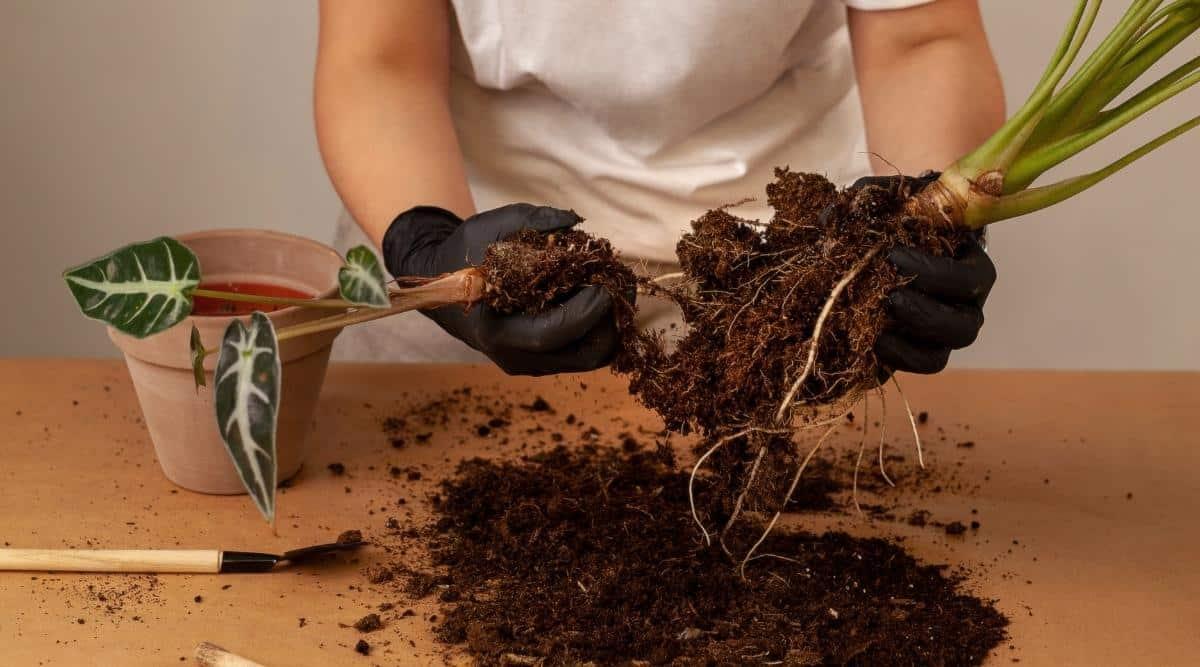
[523,397,553,412]
[365,565,394,584]
[353,613,383,633]
[337,530,364,545]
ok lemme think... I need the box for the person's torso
[446,0,873,263]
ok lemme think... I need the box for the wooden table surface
[0,359,1196,666]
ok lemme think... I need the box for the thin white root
[688,428,752,545]
[876,388,895,487]
[851,394,870,517]
[740,414,848,576]
[651,272,686,284]
[720,443,768,555]
[892,375,925,469]
[774,247,882,423]
[720,409,855,548]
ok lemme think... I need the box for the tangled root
[474,170,971,561]
[629,169,972,557]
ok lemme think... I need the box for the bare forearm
[849,2,1005,175]
[314,0,473,248]
[315,66,474,247]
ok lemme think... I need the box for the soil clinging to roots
[630,168,971,434]
[474,171,976,545]
[643,170,973,534]
[479,227,645,370]
[427,444,1008,666]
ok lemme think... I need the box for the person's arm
[314,0,475,247]
[314,1,623,376]
[848,0,1005,175]
[848,1,1002,375]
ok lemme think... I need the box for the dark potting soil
[353,613,383,633]
[423,443,1007,666]
[474,174,975,529]
[337,529,363,545]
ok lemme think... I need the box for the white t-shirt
[331,0,932,362]
[446,0,933,264]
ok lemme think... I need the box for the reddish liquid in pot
[192,281,313,316]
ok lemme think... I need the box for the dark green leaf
[214,312,280,523]
[337,246,389,308]
[190,325,207,391]
[63,237,200,338]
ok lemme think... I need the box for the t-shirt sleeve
[843,0,936,9]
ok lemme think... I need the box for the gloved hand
[382,204,622,376]
[852,174,997,375]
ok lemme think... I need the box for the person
[314,0,1003,376]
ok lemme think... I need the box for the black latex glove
[852,173,997,375]
[382,204,622,376]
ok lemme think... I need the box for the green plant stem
[1125,0,1199,59]
[1006,65,1200,191]
[964,114,1199,227]
[1050,9,1200,145]
[1025,0,1167,148]
[199,269,486,358]
[190,288,354,310]
[955,0,1102,180]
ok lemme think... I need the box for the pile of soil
[422,443,1007,665]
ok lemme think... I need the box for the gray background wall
[1,1,1196,368]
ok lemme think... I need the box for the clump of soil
[474,172,972,527]
[426,444,1007,665]
[622,170,973,529]
[631,169,968,431]
[480,228,636,317]
[364,564,393,584]
[479,228,644,369]
[353,613,383,633]
[337,530,363,545]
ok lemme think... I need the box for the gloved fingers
[479,286,613,354]
[852,171,940,192]
[874,332,952,375]
[489,316,620,376]
[422,305,484,352]
[886,287,984,349]
[873,363,893,386]
[464,203,581,249]
[888,240,996,304]
[382,206,465,277]
[852,175,902,190]
[456,204,582,265]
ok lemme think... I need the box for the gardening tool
[195,641,269,667]
[0,538,365,574]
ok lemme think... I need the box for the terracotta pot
[108,229,345,494]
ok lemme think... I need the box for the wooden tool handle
[0,548,221,573]
[195,642,268,667]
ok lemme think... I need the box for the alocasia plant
[63,239,481,523]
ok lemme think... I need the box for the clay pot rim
[178,228,344,322]
[107,228,347,369]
